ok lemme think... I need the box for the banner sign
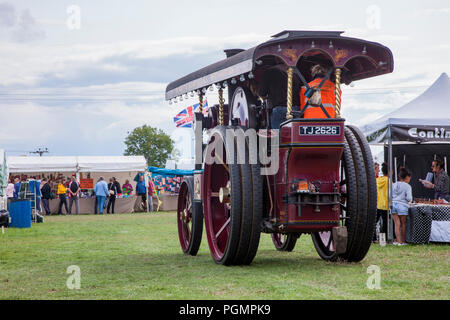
[392,125,450,143]
[80,178,94,189]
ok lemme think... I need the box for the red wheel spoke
[214,153,229,173]
[326,234,332,249]
[215,217,230,239]
[187,199,191,212]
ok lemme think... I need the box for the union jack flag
[173,100,209,128]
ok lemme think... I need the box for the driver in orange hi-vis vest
[299,65,341,118]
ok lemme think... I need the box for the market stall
[362,73,450,243]
[148,166,193,211]
[407,201,450,243]
[7,155,147,214]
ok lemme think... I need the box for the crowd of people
[374,158,450,246]
[4,174,156,216]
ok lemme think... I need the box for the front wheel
[272,233,298,252]
[203,126,262,265]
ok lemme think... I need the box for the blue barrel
[9,200,31,228]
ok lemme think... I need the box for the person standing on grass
[40,178,52,215]
[392,167,412,246]
[374,162,390,242]
[13,177,20,198]
[107,177,122,214]
[5,178,15,209]
[68,177,81,215]
[57,178,69,215]
[94,177,109,214]
[148,177,154,212]
[134,175,147,212]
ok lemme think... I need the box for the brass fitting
[334,68,342,118]
[218,88,224,125]
[286,67,294,120]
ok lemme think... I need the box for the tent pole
[394,157,398,183]
[388,124,394,243]
[145,171,149,213]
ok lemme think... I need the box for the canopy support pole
[286,67,294,120]
[334,68,342,118]
[198,93,203,113]
[387,124,394,243]
[218,88,224,125]
[394,157,398,183]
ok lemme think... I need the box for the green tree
[124,125,174,167]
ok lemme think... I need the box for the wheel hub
[181,209,191,223]
[219,187,231,204]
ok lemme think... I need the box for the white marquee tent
[7,156,78,173]
[7,156,147,173]
[77,156,147,173]
[361,72,450,144]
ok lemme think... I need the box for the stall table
[407,204,450,244]
[156,194,178,211]
[47,196,137,214]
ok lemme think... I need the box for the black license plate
[299,125,340,136]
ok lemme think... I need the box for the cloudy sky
[0,0,449,159]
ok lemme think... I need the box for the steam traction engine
[168,31,394,265]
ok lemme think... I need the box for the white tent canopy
[7,156,78,173]
[77,156,147,172]
[361,73,450,143]
[7,156,147,173]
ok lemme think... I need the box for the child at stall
[392,167,412,246]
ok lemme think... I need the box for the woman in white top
[392,167,412,246]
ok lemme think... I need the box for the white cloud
[0,33,266,87]
[0,2,16,26]
[413,7,450,17]
[0,98,177,156]
[0,3,44,43]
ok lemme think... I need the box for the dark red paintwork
[274,119,345,232]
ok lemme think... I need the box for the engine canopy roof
[165,30,394,101]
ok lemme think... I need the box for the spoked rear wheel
[272,233,298,252]
[177,176,202,255]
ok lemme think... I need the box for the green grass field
[0,212,448,300]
